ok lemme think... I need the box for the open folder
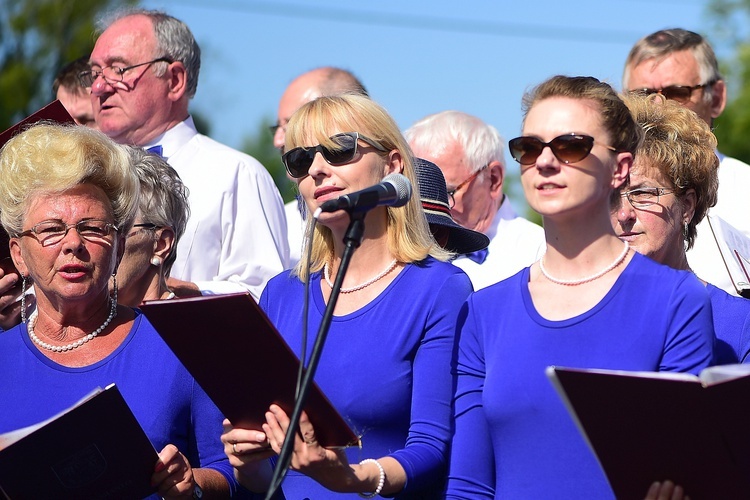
[547,364,750,500]
[0,384,158,499]
[707,214,750,298]
[0,100,75,262]
[139,293,360,449]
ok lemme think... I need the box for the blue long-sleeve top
[260,257,473,499]
[0,310,239,498]
[446,253,715,499]
[707,283,750,364]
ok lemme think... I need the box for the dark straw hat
[414,157,490,254]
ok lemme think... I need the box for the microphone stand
[265,210,366,499]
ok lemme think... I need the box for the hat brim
[426,212,490,254]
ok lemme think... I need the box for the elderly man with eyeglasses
[624,28,750,296]
[87,9,289,301]
[406,111,544,290]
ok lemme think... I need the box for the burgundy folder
[140,293,359,449]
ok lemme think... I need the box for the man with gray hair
[273,67,367,265]
[624,28,750,294]
[86,9,289,300]
[406,111,544,289]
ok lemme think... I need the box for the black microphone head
[382,173,412,208]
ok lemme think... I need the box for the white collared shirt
[688,152,750,296]
[145,117,289,300]
[453,196,545,290]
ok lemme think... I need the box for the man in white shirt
[87,9,289,300]
[272,67,367,266]
[624,28,750,295]
[406,111,545,290]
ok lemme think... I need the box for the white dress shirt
[285,197,306,268]
[688,153,750,296]
[453,196,546,290]
[146,117,289,300]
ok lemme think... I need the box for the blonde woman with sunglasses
[222,93,472,498]
[446,76,715,499]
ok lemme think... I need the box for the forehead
[91,15,156,65]
[627,50,701,88]
[277,78,324,123]
[523,97,604,137]
[630,158,673,186]
[25,184,113,222]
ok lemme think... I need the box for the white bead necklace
[324,259,398,294]
[539,242,630,286]
[27,297,118,353]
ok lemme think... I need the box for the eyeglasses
[78,57,173,88]
[620,187,675,208]
[628,81,716,104]
[18,219,118,247]
[132,223,158,230]
[508,133,617,166]
[282,132,388,179]
[269,123,284,136]
[447,165,488,208]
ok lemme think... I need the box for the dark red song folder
[548,365,750,500]
[140,293,359,449]
[0,384,158,499]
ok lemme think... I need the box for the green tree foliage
[0,0,137,130]
[708,0,750,163]
[241,116,298,203]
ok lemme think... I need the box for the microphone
[319,173,412,213]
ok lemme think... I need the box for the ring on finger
[232,443,239,454]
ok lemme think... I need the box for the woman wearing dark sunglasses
[446,76,715,499]
[222,93,472,498]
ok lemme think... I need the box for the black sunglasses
[508,133,617,166]
[282,132,388,179]
[628,81,715,104]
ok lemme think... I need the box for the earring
[150,256,162,267]
[20,275,28,324]
[683,221,689,241]
[111,273,118,305]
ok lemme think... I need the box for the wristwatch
[192,484,203,499]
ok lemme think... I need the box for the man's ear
[710,79,727,120]
[487,161,505,200]
[166,61,188,103]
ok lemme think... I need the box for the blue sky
[141,0,720,184]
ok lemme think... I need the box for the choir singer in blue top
[446,76,715,499]
[222,93,473,498]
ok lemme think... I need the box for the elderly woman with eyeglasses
[612,94,750,365]
[0,124,241,498]
[221,93,473,498]
[115,146,189,306]
[446,76,715,499]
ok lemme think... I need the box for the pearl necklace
[324,259,398,294]
[539,242,630,286]
[27,297,118,353]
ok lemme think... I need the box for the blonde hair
[622,93,718,249]
[284,94,450,281]
[0,123,139,236]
